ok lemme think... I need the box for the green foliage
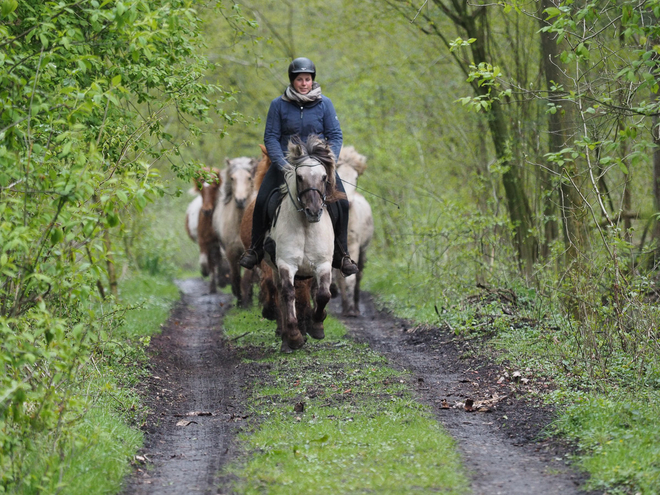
[0,1,244,491]
[222,306,466,494]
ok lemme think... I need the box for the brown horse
[194,168,225,293]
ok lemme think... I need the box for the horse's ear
[259,144,268,157]
[250,158,259,176]
[225,157,232,168]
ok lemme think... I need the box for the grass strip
[222,306,467,494]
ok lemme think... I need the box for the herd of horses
[184,137,374,352]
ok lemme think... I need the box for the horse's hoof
[287,332,306,350]
[308,323,325,340]
[343,309,359,318]
[330,282,339,298]
[280,341,293,353]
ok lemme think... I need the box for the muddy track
[333,293,596,495]
[123,278,595,494]
[123,279,254,494]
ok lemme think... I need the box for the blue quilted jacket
[263,94,343,170]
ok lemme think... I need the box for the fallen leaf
[440,399,450,409]
[512,371,522,382]
[176,420,197,427]
[497,376,505,384]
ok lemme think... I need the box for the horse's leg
[277,265,305,352]
[309,265,332,340]
[240,268,254,308]
[229,253,242,305]
[259,263,279,321]
[208,242,220,294]
[343,274,358,317]
[354,249,367,315]
[295,279,313,337]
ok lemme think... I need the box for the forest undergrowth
[364,249,660,494]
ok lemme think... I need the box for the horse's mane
[222,156,258,203]
[254,144,271,190]
[338,146,368,176]
[283,135,344,203]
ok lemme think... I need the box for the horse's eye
[322,175,327,182]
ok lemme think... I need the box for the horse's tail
[254,144,271,190]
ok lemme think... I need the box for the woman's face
[293,73,313,94]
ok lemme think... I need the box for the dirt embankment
[123,278,596,494]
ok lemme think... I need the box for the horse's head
[284,135,342,223]
[198,168,221,216]
[223,157,258,209]
[337,146,368,202]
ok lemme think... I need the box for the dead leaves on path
[444,393,508,413]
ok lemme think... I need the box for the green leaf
[50,228,64,245]
[111,74,122,87]
[1,0,18,17]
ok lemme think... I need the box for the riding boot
[328,187,359,277]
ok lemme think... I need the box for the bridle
[286,159,328,213]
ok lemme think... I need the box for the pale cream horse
[266,135,344,352]
[212,156,258,307]
[334,146,374,316]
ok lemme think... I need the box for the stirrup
[340,256,359,276]
[239,248,261,269]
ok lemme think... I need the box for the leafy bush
[0,1,245,491]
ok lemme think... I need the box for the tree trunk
[538,0,586,262]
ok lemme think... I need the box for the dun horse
[334,146,374,316]
[240,147,313,329]
[212,156,258,307]
[266,135,343,352]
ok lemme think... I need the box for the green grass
[222,305,467,494]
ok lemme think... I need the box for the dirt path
[123,279,252,494]
[123,278,594,494]
[332,293,594,495]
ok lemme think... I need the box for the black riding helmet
[288,57,316,83]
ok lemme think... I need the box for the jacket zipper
[300,106,303,119]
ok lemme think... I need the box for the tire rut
[331,293,595,495]
[123,278,249,495]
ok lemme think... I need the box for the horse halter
[288,159,328,212]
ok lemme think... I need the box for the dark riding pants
[250,165,350,268]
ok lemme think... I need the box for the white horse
[266,135,344,352]
[334,146,374,316]
[185,193,202,243]
[212,156,258,307]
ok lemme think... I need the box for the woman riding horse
[239,57,359,277]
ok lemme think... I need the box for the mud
[123,278,596,494]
